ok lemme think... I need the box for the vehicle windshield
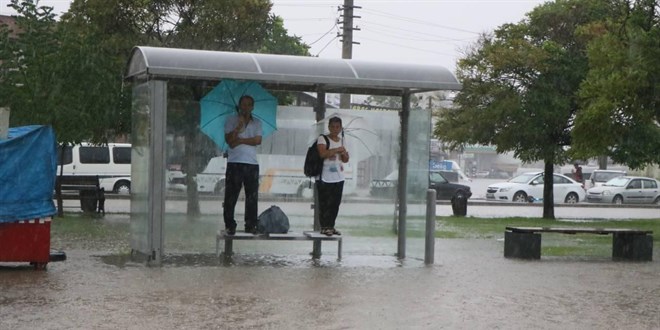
[429,172,447,183]
[509,173,538,184]
[593,171,624,182]
[603,177,630,187]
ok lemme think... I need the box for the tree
[573,0,660,169]
[0,0,132,144]
[435,0,621,218]
[59,0,311,216]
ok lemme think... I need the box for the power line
[316,36,340,56]
[359,36,457,58]
[359,20,478,43]
[360,7,481,35]
[280,17,337,21]
[308,23,340,46]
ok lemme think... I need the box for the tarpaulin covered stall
[0,125,59,269]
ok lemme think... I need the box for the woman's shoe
[321,228,333,236]
[330,228,341,236]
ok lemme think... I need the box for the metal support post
[425,189,436,264]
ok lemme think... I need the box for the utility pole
[338,0,360,109]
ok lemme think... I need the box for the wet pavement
[2,211,660,329]
[2,242,660,329]
[4,183,659,329]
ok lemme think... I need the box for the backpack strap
[322,134,329,149]
[318,135,331,182]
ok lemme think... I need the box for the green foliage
[0,1,60,126]
[434,0,624,217]
[1,0,312,145]
[573,0,660,169]
[260,16,310,56]
[0,0,131,143]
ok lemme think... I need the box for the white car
[586,176,660,205]
[486,172,585,204]
[585,169,626,190]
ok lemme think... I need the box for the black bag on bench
[257,205,290,234]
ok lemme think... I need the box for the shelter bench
[216,231,342,260]
[504,226,653,261]
[54,175,105,213]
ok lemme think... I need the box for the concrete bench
[504,226,653,261]
[216,231,342,260]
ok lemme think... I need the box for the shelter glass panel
[407,108,432,199]
[129,81,151,255]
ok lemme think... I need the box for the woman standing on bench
[316,116,350,236]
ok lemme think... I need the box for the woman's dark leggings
[317,180,344,229]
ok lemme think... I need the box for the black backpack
[303,134,329,177]
[257,205,290,234]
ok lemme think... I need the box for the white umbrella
[311,113,379,161]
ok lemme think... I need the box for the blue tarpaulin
[0,125,57,222]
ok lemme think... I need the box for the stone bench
[504,226,653,261]
[216,231,342,260]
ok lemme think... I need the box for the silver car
[586,176,660,205]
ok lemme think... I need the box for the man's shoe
[244,226,257,235]
[226,227,236,236]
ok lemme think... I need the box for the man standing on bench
[224,95,262,235]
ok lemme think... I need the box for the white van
[195,156,226,194]
[57,143,132,194]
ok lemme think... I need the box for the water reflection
[99,253,411,269]
[2,239,660,329]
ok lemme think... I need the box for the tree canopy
[434,0,623,218]
[0,0,310,145]
[572,0,660,169]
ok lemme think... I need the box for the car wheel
[564,192,579,204]
[613,195,624,205]
[654,197,660,205]
[114,181,130,194]
[512,191,528,203]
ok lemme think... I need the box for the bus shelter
[124,46,461,265]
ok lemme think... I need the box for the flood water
[2,232,659,329]
[4,190,660,329]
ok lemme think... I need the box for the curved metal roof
[125,46,461,95]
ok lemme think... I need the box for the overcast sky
[1,0,547,72]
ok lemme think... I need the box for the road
[64,190,659,220]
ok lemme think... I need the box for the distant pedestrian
[572,163,583,183]
[317,116,349,236]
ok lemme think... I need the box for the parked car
[585,169,626,190]
[370,170,472,200]
[586,176,660,205]
[486,172,585,204]
[166,170,187,193]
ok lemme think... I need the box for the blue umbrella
[200,79,278,151]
